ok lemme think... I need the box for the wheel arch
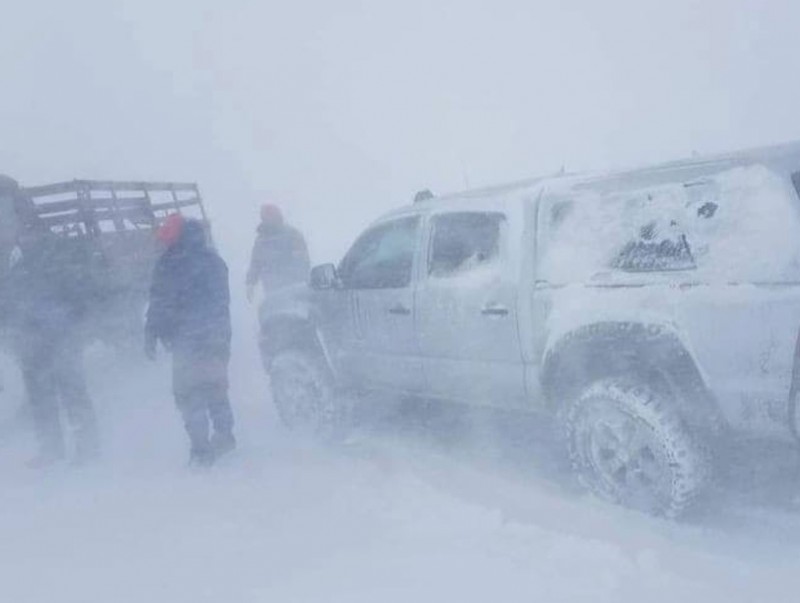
[259,313,333,378]
[541,321,725,434]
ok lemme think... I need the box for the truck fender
[258,314,336,381]
[541,321,724,434]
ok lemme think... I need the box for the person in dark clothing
[145,215,235,466]
[5,224,99,467]
[245,204,310,303]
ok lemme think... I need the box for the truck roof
[402,139,800,211]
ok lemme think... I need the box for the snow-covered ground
[3,325,800,603]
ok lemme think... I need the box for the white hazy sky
[2,0,800,263]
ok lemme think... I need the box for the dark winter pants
[17,333,98,458]
[172,342,234,455]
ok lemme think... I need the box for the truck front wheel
[565,378,708,517]
[269,349,349,441]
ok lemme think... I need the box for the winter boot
[189,445,215,468]
[26,446,66,469]
[72,419,101,465]
[210,431,236,459]
[74,435,101,466]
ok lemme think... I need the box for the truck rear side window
[428,212,505,278]
[540,165,800,283]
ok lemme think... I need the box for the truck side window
[428,212,505,278]
[338,216,419,289]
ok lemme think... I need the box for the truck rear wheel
[565,378,708,517]
[269,349,349,441]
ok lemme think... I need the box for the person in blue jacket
[145,215,235,466]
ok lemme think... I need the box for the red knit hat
[157,213,184,247]
[260,203,284,225]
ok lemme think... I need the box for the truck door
[416,210,526,406]
[336,216,424,392]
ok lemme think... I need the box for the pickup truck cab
[260,141,800,516]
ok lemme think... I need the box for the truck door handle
[388,304,411,316]
[481,305,509,317]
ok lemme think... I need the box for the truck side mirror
[310,263,338,290]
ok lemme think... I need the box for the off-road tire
[565,378,709,517]
[269,349,350,442]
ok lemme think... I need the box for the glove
[144,332,158,361]
[246,282,256,304]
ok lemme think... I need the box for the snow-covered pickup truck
[260,142,800,516]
